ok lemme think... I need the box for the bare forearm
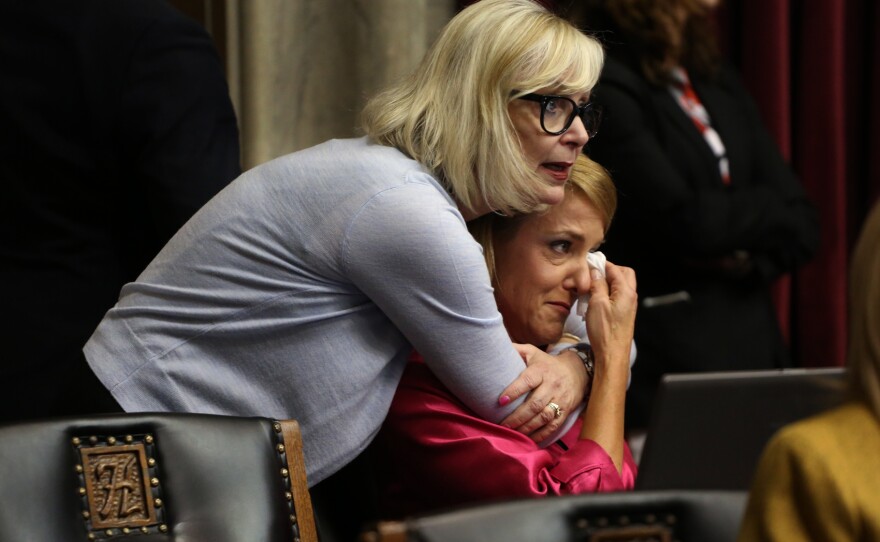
[578,355,629,473]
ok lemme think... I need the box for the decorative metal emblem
[588,525,672,542]
[73,434,167,539]
[81,444,155,529]
[574,512,677,542]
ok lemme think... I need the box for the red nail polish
[499,395,511,406]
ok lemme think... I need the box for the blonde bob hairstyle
[468,154,617,283]
[847,202,880,420]
[361,0,605,216]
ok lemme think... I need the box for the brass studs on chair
[273,421,304,542]
[145,434,154,444]
[122,527,131,534]
[125,435,134,443]
[107,436,117,445]
[150,477,159,487]
[82,511,90,520]
[72,437,81,446]
[79,487,87,496]
[148,457,156,467]
[159,524,168,533]
[141,526,149,534]
[87,534,96,541]
[75,464,83,474]
[154,498,163,508]
[89,436,98,445]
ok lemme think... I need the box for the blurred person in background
[0,0,241,421]
[569,0,819,435]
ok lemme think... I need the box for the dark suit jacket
[0,0,241,420]
[587,52,819,427]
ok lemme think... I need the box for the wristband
[568,344,595,396]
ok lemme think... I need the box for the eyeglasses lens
[540,97,573,134]
[540,97,601,138]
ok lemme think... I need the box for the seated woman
[737,202,880,542]
[375,155,639,517]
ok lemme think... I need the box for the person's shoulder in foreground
[738,402,880,542]
[740,201,880,542]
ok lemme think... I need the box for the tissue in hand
[576,251,606,318]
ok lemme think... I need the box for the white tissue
[576,251,606,318]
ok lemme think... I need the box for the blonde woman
[83,0,615,488]
[738,202,880,541]
[376,155,638,517]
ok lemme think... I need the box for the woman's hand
[496,261,637,443]
[585,261,638,371]
[578,261,638,473]
[497,345,587,442]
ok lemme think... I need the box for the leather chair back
[362,490,747,542]
[0,413,316,542]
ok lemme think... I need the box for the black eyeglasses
[517,93,603,138]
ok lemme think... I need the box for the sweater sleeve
[378,363,636,516]
[342,179,527,424]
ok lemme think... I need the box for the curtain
[219,0,455,169]
[173,0,456,168]
[717,0,880,367]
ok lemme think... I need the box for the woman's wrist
[566,344,595,397]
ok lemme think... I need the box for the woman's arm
[576,262,638,472]
[498,345,588,442]
[343,179,586,438]
[714,67,819,281]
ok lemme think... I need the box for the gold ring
[547,402,562,419]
